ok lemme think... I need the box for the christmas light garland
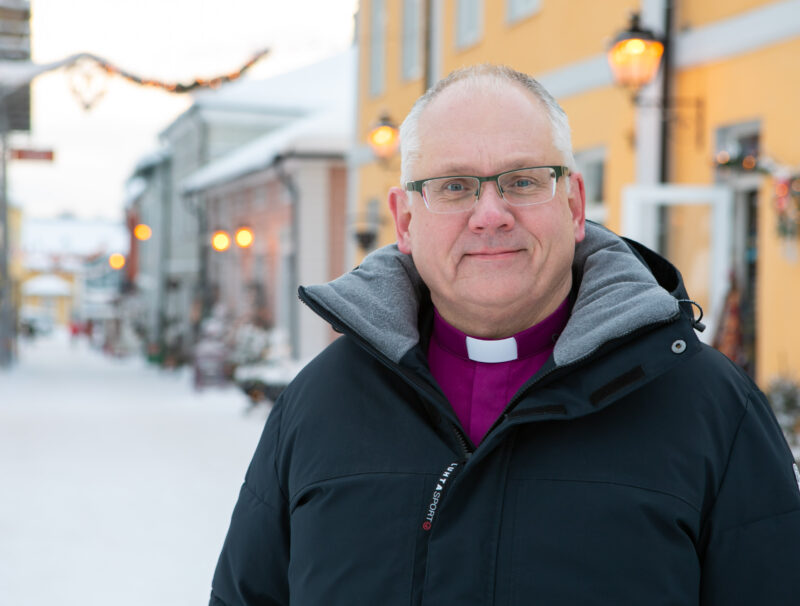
[714,151,800,239]
[70,48,270,94]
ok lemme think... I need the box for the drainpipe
[272,152,344,358]
[657,0,674,252]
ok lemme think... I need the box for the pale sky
[8,0,358,220]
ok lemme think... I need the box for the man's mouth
[465,249,522,260]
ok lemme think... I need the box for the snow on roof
[21,217,128,258]
[22,274,72,297]
[181,106,352,194]
[189,48,355,115]
[133,147,170,173]
[180,49,355,195]
[0,53,84,93]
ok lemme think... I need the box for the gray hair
[399,64,576,184]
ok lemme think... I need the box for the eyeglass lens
[422,167,557,213]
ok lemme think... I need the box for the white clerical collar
[465,335,518,363]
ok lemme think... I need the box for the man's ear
[568,172,586,243]
[388,186,413,254]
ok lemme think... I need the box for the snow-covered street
[0,331,269,606]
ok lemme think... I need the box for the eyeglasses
[405,165,570,214]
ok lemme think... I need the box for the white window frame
[574,146,607,225]
[456,0,483,49]
[402,0,423,81]
[369,0,387,97]
[507,0,540,24]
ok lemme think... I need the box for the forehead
[414,79,558,176]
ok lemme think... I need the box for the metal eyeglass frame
[404,165,571,213]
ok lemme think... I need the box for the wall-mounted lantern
[367,113,400,160]
[234,227,255,248]
[352,199,385,253]
[608,9,704,150]
[211,227,255,252]
[133,223,152,241]
[607,12,664,91]
[211,230,231,252]
[108,253,126,270]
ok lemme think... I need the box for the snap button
[671,339,687,354]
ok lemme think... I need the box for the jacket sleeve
[209,402,290,606]
[700,388,800,604]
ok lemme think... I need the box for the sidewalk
[0,331,268,606]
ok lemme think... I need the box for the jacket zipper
[421,460,464,531]
[299,292,476,604]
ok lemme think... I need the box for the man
[210,65,800,605]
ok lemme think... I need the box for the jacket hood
[299,222,682,367]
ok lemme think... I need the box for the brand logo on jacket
[423,462,459,531]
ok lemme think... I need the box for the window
[456,0,482,49]
[369,0,387,96]
[574,147,607,225]
[402,0,422,80]
[507,0,540,24]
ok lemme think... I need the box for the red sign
[10,149,55,161]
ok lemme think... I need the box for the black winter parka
[210,223,800,605]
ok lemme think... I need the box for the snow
[0,330,269,606]
[180,48,355,195]
[181,106,354,195]
[0,54,87,92]
[190,48,355,115]
[21,216,129,258]
[21,273,73,297]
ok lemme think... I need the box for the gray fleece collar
[300,223,680,367]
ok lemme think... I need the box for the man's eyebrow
[428,162,547,177]
[417,164,476,177]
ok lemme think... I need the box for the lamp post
[608,3,704,253]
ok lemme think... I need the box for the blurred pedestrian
[210,65,800,605]
[69,317,81,346]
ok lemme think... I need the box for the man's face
[389,80,586,338]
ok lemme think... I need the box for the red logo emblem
[422,521,432,531]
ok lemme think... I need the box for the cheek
[409,220,460,278]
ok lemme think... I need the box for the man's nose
[468,180,515,231]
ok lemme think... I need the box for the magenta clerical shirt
[427,298,570,446]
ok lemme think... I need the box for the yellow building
[8,202,23,313]
[353,0,800,387]
[20,271,75,329]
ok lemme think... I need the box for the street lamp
[109,253,126,270]
[133,223,152,241]
[367,113,399,160]
[608,6,704,152]
[234,227,254,248]
[211,230,231,252]
[607,13,664,91]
